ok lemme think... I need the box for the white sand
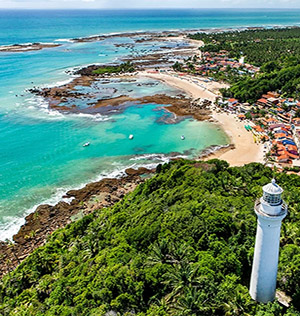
[140,71,227,101]
[210,111,265,166]
[139,70,264,166]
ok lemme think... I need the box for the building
[257,98,268,108]
[249,179,288,303]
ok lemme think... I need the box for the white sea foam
[0,151,187,241]
[199,144,231,157]
[0,186,78,241]
[43,77,76,89]
[73,113,111,122]
[55,38,75,43]
[21,96,66,120]
[0,217,26,242]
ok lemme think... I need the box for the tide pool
[0,102,229,240]
[2,8,298,239]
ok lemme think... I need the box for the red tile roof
[257,98,268,104]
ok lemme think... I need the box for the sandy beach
[140,70,225,101]
[140,70,265,166]
[209,111,265,166]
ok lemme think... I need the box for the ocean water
[0,9,299,240]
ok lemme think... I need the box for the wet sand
[209,111,265,166]
[140,70,264,166]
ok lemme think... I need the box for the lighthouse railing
[254,199,288,217]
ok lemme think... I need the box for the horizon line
[1,7,300,10]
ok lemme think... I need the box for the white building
[249,179,288,303]
[239,56,245,64]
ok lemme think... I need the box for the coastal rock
[125,167,152,176]
[0,168,154,278]
[0,42,61,53]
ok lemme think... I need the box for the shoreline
[0,33,202,242]
[208,111,265,166]
[0,26,265,276]
[2,25,299,53]
[0,167,154,277]
[140,70,265,166]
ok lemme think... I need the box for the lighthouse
[249,179,288,303]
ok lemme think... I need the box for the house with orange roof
[264,117,279,126]
[228,98,238,105]
[267,97,279,107]
[266,91,280,98]
[292,118,300,126]
[257,98,268,107]
[277,113,290,123]
[275,133,288,139]
[276,107,284,114]
[277,155,290,163]
[253,126,264,133]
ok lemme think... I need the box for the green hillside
[189,27,300,102]
[189,27,300,67]
[1,160,300,315]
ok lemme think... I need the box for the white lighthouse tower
[249,179,288,303]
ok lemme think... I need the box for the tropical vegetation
[189,27,300,102]
[0,160,300,315]
[189,27,300,67]
[93,62,135,75]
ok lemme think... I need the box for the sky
[0,0,299,9]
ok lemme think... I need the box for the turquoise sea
[0,9,300,240]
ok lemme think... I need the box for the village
[217,92,300,167]
[178,49,260,78]
[170,43,300,168]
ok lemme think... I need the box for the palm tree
[170,286,210,316]
[146,239,170,266]
[164,261,199,303]
[222,287,253,316]
[168,243,192,265]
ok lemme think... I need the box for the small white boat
[129,134,134,140]
[83,142,90,147]
[181,135,185,140]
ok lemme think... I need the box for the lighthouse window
[263,192,281,205]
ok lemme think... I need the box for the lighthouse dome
[262,179,283,206]
[263,179,283,195]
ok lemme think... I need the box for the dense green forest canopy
[221,64,300,103]
[1,160,300,315]
[93,62,135,75]
[189,27,300,102]
[189,27,300,67]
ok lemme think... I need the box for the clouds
[0,0,299,9]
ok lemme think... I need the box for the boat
[83,142,90,147]
[129,134,134,140]
[181,135,185,140]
